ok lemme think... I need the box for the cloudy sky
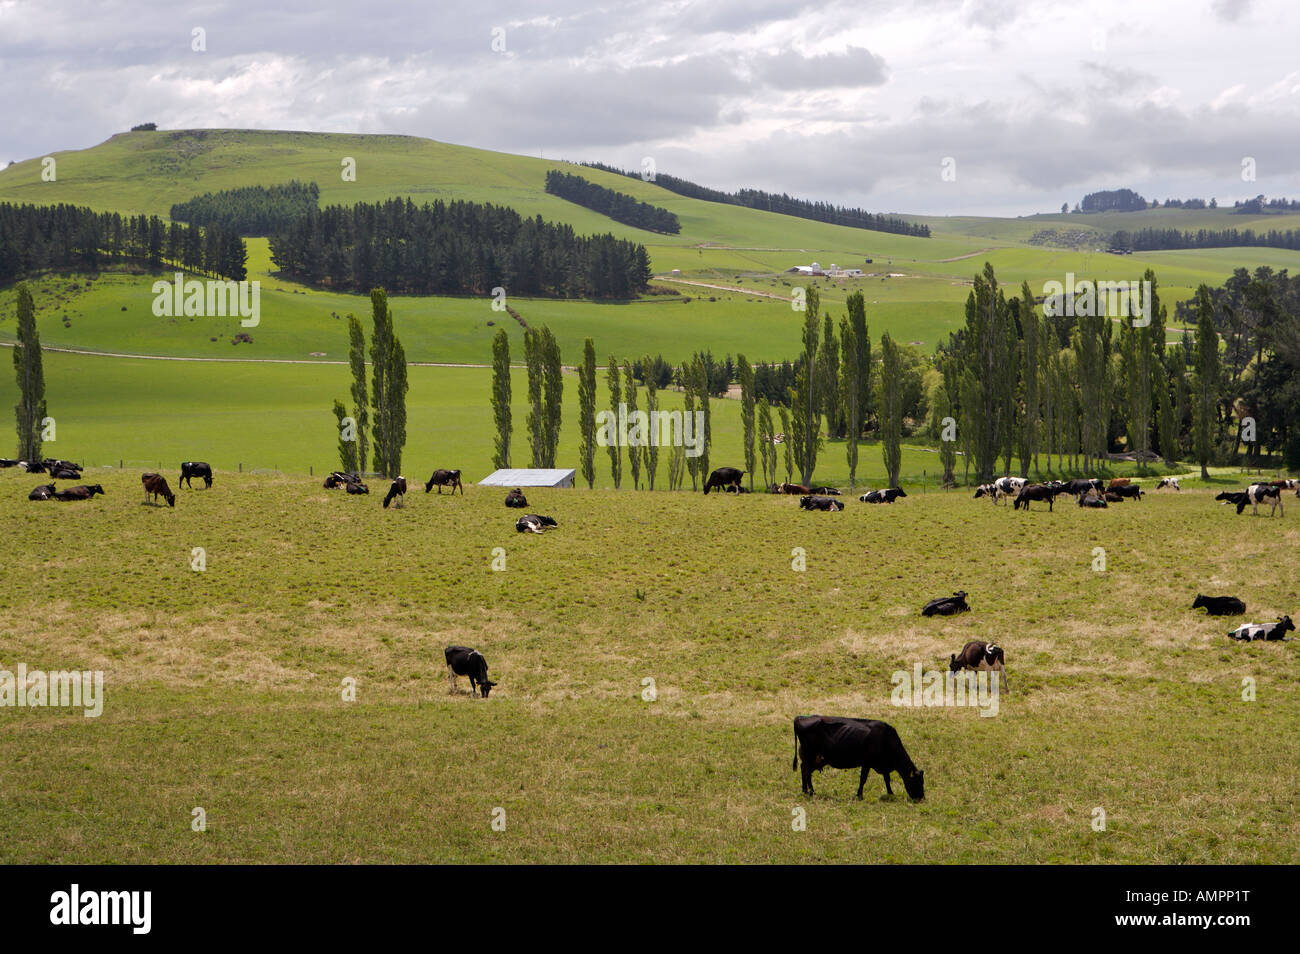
[2,0,1298,215]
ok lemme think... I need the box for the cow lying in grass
[922,591,969,616]
[444,646,496,697]
[860,488,907,504]
[53,484,104,501]
[949,640,1007,690]
[799,495,844,511]
[28,484,55,501]
[808,485,840,495]
[1193,594,1245,616]
[141,472,176,507]
[516,514,557,534]
[1227,616,1294,641]
[792,716,924,801]
[771,482,811,495]
[504,488,528,508]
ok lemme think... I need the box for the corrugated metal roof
[477,468,576,487]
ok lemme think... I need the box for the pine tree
[12,283,45,462]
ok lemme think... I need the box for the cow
[1014,482,1063,511]
[1108,477,1131,490]
[799,494,844,511]
[1112,484,1143,500]
[725,485,752,494]
[383,476,407,509]
[1079,492,1108,508]
[0,458,20,468]
[28,483,55,501]
[1103,491,1123,503]
[424,469,464,495]
[1156,477,1181,491]
[180,461,213,489]
[444,646,496,697]
[1192,594,1245,616]
[345,480,370,495]
[994,476,1026,498]
[922,591,970,617]
[1268,478,1298,491]
[53,484,104,501]
[703,467,744,495]
[19,459,46,473]
[1228,617,1294,642]
[504,488,529,508]
[141,472,176,507]
[949,640,1008,690]
[771,482,811,495]
[516,514,557,534]
[1218,485,1283,516]
[792,716,924,801]
[1061,478,1104,497]
[42,458,81,475]
[860,488,907,504]
[808,485,841,495]
[48,464,81,479]
[323,471,361,489]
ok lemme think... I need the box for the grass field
[1,470,1297,863]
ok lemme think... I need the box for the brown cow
[142,472,176,507]
[53,484,105,501]
[1107,477,1131,490]
[771,482,811,495]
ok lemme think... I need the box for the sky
[2,0,1298,216]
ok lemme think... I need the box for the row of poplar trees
[332,288,409,479]
[12,283,46,462]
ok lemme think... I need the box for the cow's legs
[799,749,814,795]
[882,771,894,797]
[856,767,870,800]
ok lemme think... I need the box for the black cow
[0,458,20,468]
[922,591,969,617]
[19,459,46,473]
[383,476,407,509]
[1193,594,1245,616]
[53,484,104,501]
[141,472,176,507]
[1062,478,1104,497]
[703,467,744,495]
[504,488,529,508]
[424,469,464,494]
[28,483,55,501]
[48,465,81,479]
[1228,616,1294,641]
[1078,492,1107,508]
[42,458,81,475]
[860,488,907,504]
[808,486,841,495]
[949,640,1007,690]
[1015,483,1063,511]
[1112,484,1143,500]
[444,646,496,697]
[323,471,361,489]
[792,716,924,801]
[516,514,557,534]
[345,480,370,495]
[180,461,213,489]
[799,494,844,511]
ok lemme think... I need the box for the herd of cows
[6,455,1297,803]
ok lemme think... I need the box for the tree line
[545,171,680,234]
[269,197,652,299]
[171,181,321,236]
[1111,226,1300,252]
[331,288,408,479]
[0,202,247,284]
[580,162,930,238]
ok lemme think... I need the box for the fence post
[239,462,242,473]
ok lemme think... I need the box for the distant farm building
[478,468,576,488]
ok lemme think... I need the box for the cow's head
[1192,594,1206,609]
[948,653,960,673]
[165,490,176,507]
[478,679,497,698]
[903,768,925,801]
[1281,616,1295,634]
[91,485,105,496]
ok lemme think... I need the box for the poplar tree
[525,329,544,467]
[606,356,622,487]
[333,399,357,473]
[348,314,369,474]
[738,354,756,491]
[793,287,821,485]
[642,355,659,490]
[879,332,903,487]
[541,327,563,468]
[1017,284,1040,477]
[368,288,407,478]
[1193,285,1221,479]
[757,397,777,490]
[12,283,44,463]
[491,329,512,470]
[839,291,870,487]
[623,361,641,489]
[778,405,793,484]
[577,339,596,487]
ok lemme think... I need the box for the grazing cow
[1061,478,1104,497]
[28,484,55,501]
[383,476,407,509]
[53,484,104,501]
[949,640,1008,690]
[516,514,558,534]
[922,591,970,617]
[504,488,529,508]
[1228,616,1295,642]
[424,469,464,495]
[1192,594,1245,616]
[141,472,176,507]
[345,480,369,495]
[973,483,1000,502]
[771,482,811,495]
[1107,477,1131,490]
[792,716,924,801]
[323,471,361,489]
[1219,485,1283,516]
[1156,477,1181,491]
[860,487,907,504]
[179,461,213,489]
[444,646,496,697]
[1014,482,1063,511]
[703,466,744,495]
[1113,484,1143,500]
[994,476,1026,498]
[1079,492,1108,508]
[799,494,844,511]
[808,485,841,495]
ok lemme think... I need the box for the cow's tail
[792,724,799,772]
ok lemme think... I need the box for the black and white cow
[792,716,924,801]
[424,469,464,494]
[922,591,970,616]
[1218,485,1283,516]
[28,483,55,501]
[504,488,529,508]
[949,640,1007,690]
[703,467,744,495]
[1227,616,1294,641]
[799,494,844,511]
[994,476,1026,498]
[180,461,214,489]
[1156,477,1181,491]
[859,488,907,504]
[444,646,496,697]
[516,514,558,534]
[383,476,407,509]
[973,483,1002,503]
[808,485,841,495]
[1192,594,1245,616]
